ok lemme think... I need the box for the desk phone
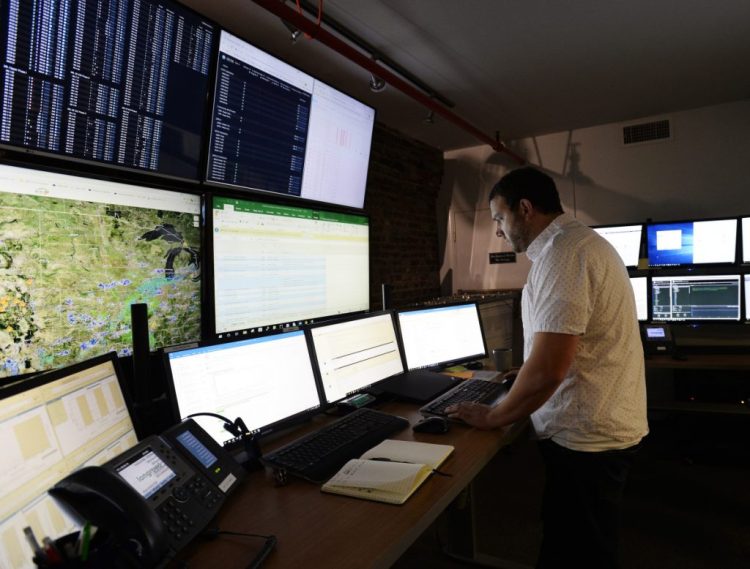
[50,419,246,567]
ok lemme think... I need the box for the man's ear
[518,198,534,219]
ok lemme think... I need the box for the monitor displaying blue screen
[647,219,737,267]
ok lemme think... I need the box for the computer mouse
[412,416,450,434]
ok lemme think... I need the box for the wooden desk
[178,401,521,569]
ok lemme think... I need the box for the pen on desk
[42,537,63,565]
[23,526,45,562]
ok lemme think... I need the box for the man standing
[447,167,648,569]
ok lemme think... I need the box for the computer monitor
[745,275,750,321]
[742,217,750,264]
[205,30,375,209]
[646,218,738,267]
[630,276,648,321]
[211,195,369,337]
[308,312,405,405]
[592,224,643,268]
[0,0,215,181]
[0,353,138,569]
[0,163,202,379]
[396,303,487,370]
[165,330,322,444]
[651,275,741,321]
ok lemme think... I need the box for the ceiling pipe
[250,0,525,165]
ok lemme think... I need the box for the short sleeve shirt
[522,213,648,451]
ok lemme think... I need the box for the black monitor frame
[650,269,743,323]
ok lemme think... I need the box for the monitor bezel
[305,310,404,406]
[162,329,324,440]
[202,29,376,210]
[394,301,489,371]
[645,216,739,269]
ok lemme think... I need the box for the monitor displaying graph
[0,353,138,569]
[0,163,201,378]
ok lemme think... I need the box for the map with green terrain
[0,193,200,378]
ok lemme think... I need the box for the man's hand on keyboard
[445,402,495,430]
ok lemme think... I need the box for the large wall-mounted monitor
[646,218,737,267]
[0,0,215,180]
[651,274,741,321]
[0,353,138,569]
[0,163,201,379]
[212,195,369,337]
[742,217,750,264]
[165,330,322,443]
[592,224,643,268]
[308,312,404,405]
[205,31,375,209]
[630,276,648,321]
[396,303,487,370]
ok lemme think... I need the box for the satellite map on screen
[0,193,200,378]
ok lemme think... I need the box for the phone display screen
[176,430,218,469]
[117,449,176,499]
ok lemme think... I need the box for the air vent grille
[623,119,671,145]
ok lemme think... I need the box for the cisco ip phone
[50,419,246,567]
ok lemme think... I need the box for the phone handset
[49,466,168,566]
[50,419,246,567]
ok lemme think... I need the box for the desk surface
[178,401,519,569]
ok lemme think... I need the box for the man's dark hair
[488,167,564,214]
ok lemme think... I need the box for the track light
[281,19,302,43]
[369,73,386,93]
[423,110,435,125]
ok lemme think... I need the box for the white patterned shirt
[522,213,648,451]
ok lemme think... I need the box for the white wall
[439,99,750,292]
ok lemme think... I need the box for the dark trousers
[536,439,640,569]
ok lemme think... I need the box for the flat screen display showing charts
[0,0,215,180]
[0,353,138,569]
[593,224,643,268]
[309,313,404,404]
[205,30,375,208]
[646,219,737,267]
[212,195,369,337]
[0,163,201,379]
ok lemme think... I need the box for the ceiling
[184,0,750,152]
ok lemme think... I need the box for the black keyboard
[262,408,409,483]
[420,379,505,417]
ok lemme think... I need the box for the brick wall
[364,123,444,310]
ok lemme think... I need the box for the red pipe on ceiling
[250,0,525,165]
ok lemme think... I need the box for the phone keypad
[158,498,195,542]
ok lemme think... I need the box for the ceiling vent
[622,119,671,146]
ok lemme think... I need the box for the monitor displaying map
[0,163,201,379]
